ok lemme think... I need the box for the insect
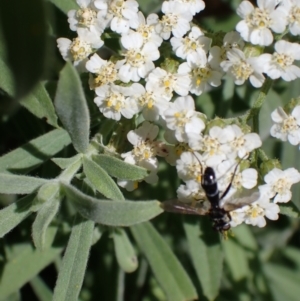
[161,153,258,236]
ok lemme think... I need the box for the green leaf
[54,62,90,153]
[62,183,163,226]
[223,238,250,281]
[0,174,48,194]
[279,202,300,218]
[32,183,61,251]
[30,276,53,301]
[58,155,82,183]
[131,222,197,301]
[183,218,222,301]
[264,263,300,301]
[113,228,138,273]
[49,0,78,14]
[53,215,94,301]
[0,194,34,238]
[0,128,71,174]
[0,228,63,300]
[83,156,124,201]
[52,154,82,169]
[20,83,59,128]
[0,0,48,98]
[0,46,15,97]
[92,154,148,181]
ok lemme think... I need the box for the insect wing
[222,190,260,212]
[161,199,209,216]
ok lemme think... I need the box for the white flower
[226,124,262,158]
[95,0,139,34]
[170,26,211,60]
[259,167,300,203]
[178,52,222,96]
[236,0,287,46]
[260,40,300,81]
[177,182,205,203]
[117,32,159,83]
[146,67,191,100]
[119,121,166,189]
[243,197,280,227]
[283,0,300,36]
[174,0,205,16]
[163,96,205,142]
[68,0,108,33]
[209,31,244,71]
[176,151,203,183]
[134,85,170,121]
[270,106,300,145]
[221,48,265,88]
[94,83,140,120]
[85,53,118,89]
[136,12,163,47]
[156,1,193,39]
[57,28,104,71]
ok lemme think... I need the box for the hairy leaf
[62,183,163,226]
[54,62,90,153]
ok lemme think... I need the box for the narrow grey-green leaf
[223,238,250,281]
[49,0,78,14]
[52,154,82,169]
[0,194,34,238]
[0,0,47,99]
[83,156,124,201]
[62,183,163,226]
[30,276,53,301]
[54,62,90,153]
[92,154,148,181]
[279,202,300,218]
[264,263,300,301]
[32,185,60,251]
[183,218,222,301]
[0,174,48,194]
[113,228,138,273]
[0,128,71,174]
[0,228,63,300]
[58,156,82,183]
[20,83,59,128]
[131,222,197,301]
[53,215,94,301]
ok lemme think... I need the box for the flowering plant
[1,0,300,300]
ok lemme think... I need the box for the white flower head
[156,1,193,40]
[174,0,205,16]
[117,32,159,83]
[98,0,139,34]
[260,40,300,81]
[178,51,222,96]
[94,83,140,120]
[119,121,167,190]
[221,48,265,88]
[68,0,108,33]
[243,197,280,227]
[86,53,118,89]
[57,28,104,71]
[236,0,287,46]
[270,106,300,145]
[283,0,300,36]
[146,67,191,100]
[136,12,163,47]
[259,167,300,203]
[209,31,245,72]
[170,26,212,60]
[226,124,262,158]
[163,96,205,142]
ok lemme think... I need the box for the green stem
[240,78,273,132]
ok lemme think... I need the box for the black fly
[162,153,257,236]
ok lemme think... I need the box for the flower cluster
[56,0,300,231]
